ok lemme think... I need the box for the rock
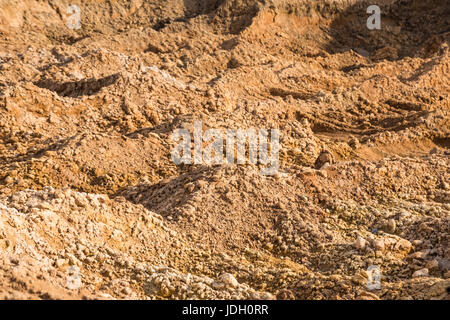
[94,168,104,177]
[276,289,295,300]
[251,291,275,300]
[357,291,380,300]
[412,268,429,278]
[354,236,367,250]
[184,182,195,193]
[196,180,208,188]
[352,273,367,285]
[409,250,428,259]
[217,273,239,288]
[314,150,333,169]
[67,254,80,266]
[348,136,360,149]
[394,239,412,253]
[121,287,132,295]
[4,176,13,184]
[317,167,328,176]
[0,0,448,301]
[373,239,385,252]
[260,292,275,300]
[372,46,398,60]
[37,202,52,210]
[147,110,160,125]
[55,258,67,268]
[386,219,396,233]
[74,195,87,208]
[425,259,439,270]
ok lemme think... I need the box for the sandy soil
[0,0,449,299]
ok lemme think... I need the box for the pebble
[354,236,367,250]
[4,176,13,184]
[394,239,412,253]
[276,289,295,300]
[55,258,67,268]
[409,250,428,259]
[373,238,385,251]
[412,268,429,278]
[121,287,132,295]
[184,182,195,193]
[425,259,439,270]
[386,219,396,233]
[217,273,239,288]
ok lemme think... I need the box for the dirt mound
[0,0,449,299]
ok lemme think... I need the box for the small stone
[146,110,160,125]
[44,150,57,157]
[409,250,428,259]
[386,219,396,233]
[48,113,59,124]
[277,201,286,210]
[357,291,380,300]
[276,289,295,300]
[218,273,239,288]
[373,239,385,251]
[348,136,360,149]
[425,259,439,270]
[159,286,171,297]
[67,254,79,266]
[74,195,87,208]
[94,168,104,177]
[394,239,412,253]
[55,258,67,268]
[429,147,438,154]
[352,273,366,285]
[354,236,367,250]
[196,180,208,188]
[260,292,275,300]
[37,202,52,210]
[412,268,429,278]
[314,150,333,169]
[317,168,328,177]
[184,182,195,193]
[121,287,132,295]
[4,176,13,184]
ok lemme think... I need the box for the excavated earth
[0,0,449,299]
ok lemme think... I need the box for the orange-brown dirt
[0,0,449,299]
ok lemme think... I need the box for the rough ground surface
[0,0,449,299]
